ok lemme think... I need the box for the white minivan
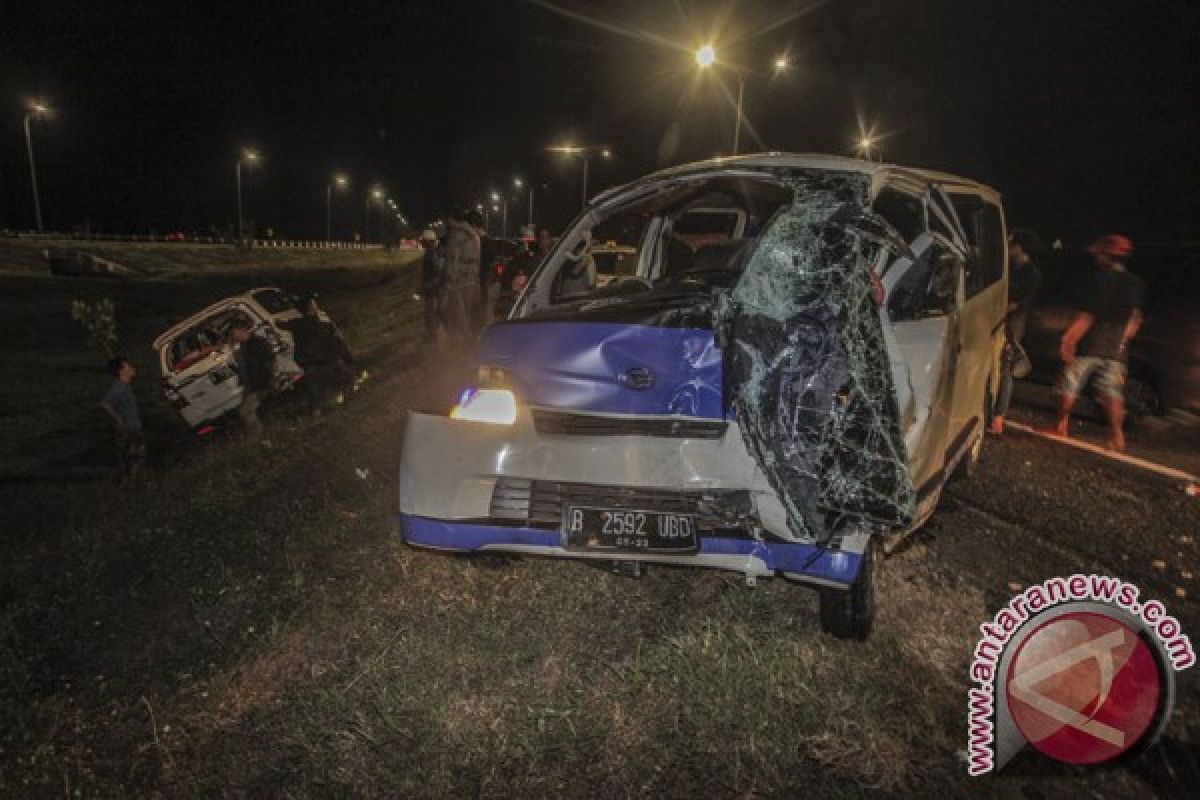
[153,288,307,430]
[399,154,1008,639]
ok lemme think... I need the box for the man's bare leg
[1100,398,1126,451]
[1048,394,1074,437]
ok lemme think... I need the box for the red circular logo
[1006,611,1163,765]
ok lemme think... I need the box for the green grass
[0,264,1192,797]
[0,237,418,276]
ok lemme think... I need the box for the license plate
[563,506,698,553]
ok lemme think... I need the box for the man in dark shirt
[1049,235,1145,451]
[419,228,443,346]
[990,229,1042,434]
[291,294,355,414]
[471,210,497,329]
[101,356,145,485]
[230,317,277,442]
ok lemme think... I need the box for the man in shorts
[1049,234,1144,451]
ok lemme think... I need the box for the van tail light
[196,425,217,436]
[495,262,504,275]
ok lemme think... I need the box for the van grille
[488,478,754,533]
[532,410,727,439]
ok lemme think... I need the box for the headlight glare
[449,388,518,425]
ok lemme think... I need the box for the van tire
[952,397,990,482]
[818,539,877,640]
[952,427,984,482]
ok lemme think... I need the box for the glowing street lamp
[856,134,880,162]
[549,144,611,209]
[695,44,716,68]
[326,173,348,242]
[23,101,50,232]
[235,149,260,241]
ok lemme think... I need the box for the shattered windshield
[520,172,793,319]
[718,170,915,543]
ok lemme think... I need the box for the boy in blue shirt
[101,356,145,485]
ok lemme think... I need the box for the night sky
[3,0,1197,242]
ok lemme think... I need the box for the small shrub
[71,297,118,356]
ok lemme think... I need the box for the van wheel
[952,399,989,482]
[818,539,877,640]
[952,427,984,481]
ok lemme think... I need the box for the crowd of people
[419,212,553,348]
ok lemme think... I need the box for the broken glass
[717,170,915,544]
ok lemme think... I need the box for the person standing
[419,228,443,346]
[290,294,355,414]
[230,317,277,441]
[101,356,145,486]
[989,228,1043,434]
[438,209,481,345]
[470,210,497,328]
[1048,234,1144,451]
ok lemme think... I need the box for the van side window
[873,188,924,243]
[950,196,1005,298]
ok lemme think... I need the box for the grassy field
[0,237,417,276]
[1,263,1196,797]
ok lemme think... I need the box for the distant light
[371,188,384,199]
[243,149,259,162]
[695,44,716,68]
[513,177,523,188]
[774,54,790,72]
[333,174,348,187]
[491,191,501,202]
[491,205,500,212]
[548,144,583,155]
[601,148,612,159]
[29,101,49,114]
[859,136,873,150]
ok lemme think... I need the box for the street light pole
[236,160,244,241]
[326,175,347,242]
[580,157,590,209]
[732,72,746,156]
[695,46,789,156]
[23,104,48,232]
[326,184,333,242]
[235,150,259,242]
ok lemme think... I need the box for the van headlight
[450,388,518,425]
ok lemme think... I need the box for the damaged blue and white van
[399,154,1008,639]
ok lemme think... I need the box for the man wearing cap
[419,228,443,346]
[1049,234,1145,451]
